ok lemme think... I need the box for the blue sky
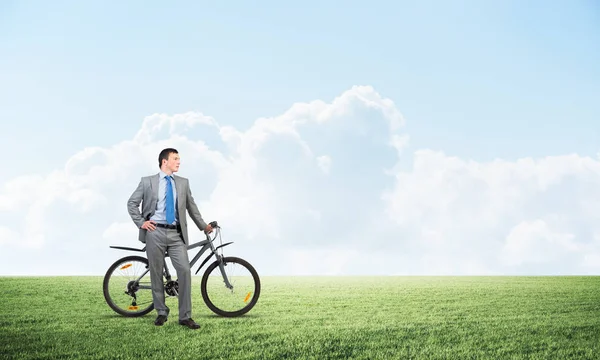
[2,0,598,175]
[1,1,599,275]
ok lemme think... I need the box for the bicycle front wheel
[103,255,155,317]
[201,256,261,317]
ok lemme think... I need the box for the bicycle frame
[109,226,235,291]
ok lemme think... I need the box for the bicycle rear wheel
[103,255,155,317]
[200,256,261,317]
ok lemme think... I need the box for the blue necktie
[165,176,175,224]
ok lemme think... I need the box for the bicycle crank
[165,280,179,296]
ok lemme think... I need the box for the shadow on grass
[98,313,262,320]
[98,313,142,319]
[201,313,262,319]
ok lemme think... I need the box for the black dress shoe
[154,315,168,326]
[179,318,200,329]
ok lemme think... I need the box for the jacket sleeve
[127,177,146,229]
[186,179,208,231]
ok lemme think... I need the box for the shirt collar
[159,170,173,179]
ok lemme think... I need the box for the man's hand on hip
[141,220,157,231]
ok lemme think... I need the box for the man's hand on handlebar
[204,221,218,234]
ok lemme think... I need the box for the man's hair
[158,148,178,168]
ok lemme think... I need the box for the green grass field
[1,276,599,359]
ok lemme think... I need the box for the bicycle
[102,221,260,318]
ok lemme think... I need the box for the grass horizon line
[1,274,599,277]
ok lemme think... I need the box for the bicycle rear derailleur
[165,280,179,296]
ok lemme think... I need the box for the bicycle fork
[207,235,234,291]
[215,254,234,290]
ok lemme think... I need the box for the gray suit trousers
[145,226,192,321]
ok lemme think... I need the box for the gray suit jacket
[127,173,208,245]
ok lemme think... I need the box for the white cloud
[102,222,139,243]
[317,155,332,174]
[0,226,19,245]
[500,220,579,266]
[281,246,362,276]
[1,85,599,276]
[381,150,600,274]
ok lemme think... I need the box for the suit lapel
[174,175,184,212]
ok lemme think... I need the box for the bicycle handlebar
[208,220,219,229]
[204,220,220,240]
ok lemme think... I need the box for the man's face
[165,152,180,173]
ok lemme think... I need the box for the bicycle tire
[200,256,261,317]
[103,255,155,317]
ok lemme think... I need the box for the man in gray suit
[127,148,213,329]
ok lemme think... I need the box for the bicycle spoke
[103,256,155,317]
[201,257,260,316]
